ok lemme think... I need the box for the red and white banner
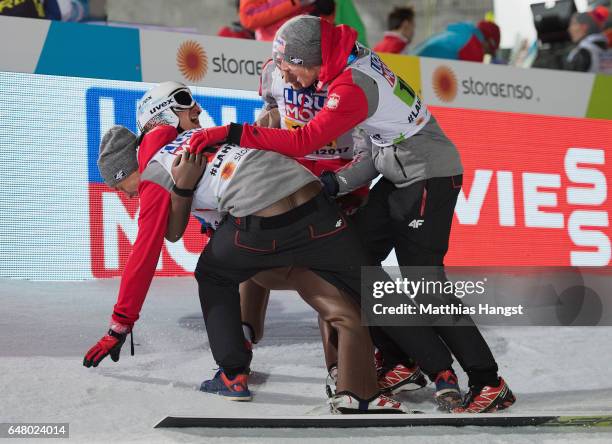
[436,107,611,267]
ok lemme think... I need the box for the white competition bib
[148,130,253,229]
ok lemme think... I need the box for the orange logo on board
[177,40,208,83]
[432,65,458,103]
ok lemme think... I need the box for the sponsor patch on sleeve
[326,93,340,110]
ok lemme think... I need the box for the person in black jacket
[564,9,612,72]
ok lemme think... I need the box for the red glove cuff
[109,318,132,334]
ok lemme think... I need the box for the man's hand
[83,322,131,368]
[172,151,206,191]
[320,171,340,197]
[188,125,230,154]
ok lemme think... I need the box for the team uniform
[99,121,403,411]
[219,17,514,413]
[246,61,426,393]
[106,126,310,328]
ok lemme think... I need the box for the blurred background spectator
[563,7,612,71]
[411,19,500,62]
[7,0,609,72]
[101,0,492,54]
[373,6,415,53]
[0,0,88,21]
[0,0,47,18]
[237,0,367,44]
[218,0,255,39]
[238,0,335,41]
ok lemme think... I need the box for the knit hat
[272,15,322,66]
[477,20,501,51]
[98,126,139,187]
[591,6,609,28]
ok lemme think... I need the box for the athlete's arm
[166,193,193,243]
[111,181,171,326]
[165,151,206,242]
[228,81,369,157]
[259,59,278,110]
[254,60,281,127]
[334,129,379,195]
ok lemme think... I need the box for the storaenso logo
[461,77,534,100]
[212,54,264,76]
[431,65,536,103]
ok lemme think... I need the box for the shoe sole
[224,395,252,402]
[435,389,463,412]
[201,389,252,402]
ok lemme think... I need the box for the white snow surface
[1,278,611,444]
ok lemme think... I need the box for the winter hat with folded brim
[273,15,322,67]
[477,20,501,51]
[98,126,139,187]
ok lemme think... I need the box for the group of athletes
[83,15,516,415]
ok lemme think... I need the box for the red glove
[188,125,230,154]
[83,321,132,368]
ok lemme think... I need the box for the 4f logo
[409,219,424,228]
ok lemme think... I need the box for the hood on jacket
[317,19,358,88]
[446,21,484,43]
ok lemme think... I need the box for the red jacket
[373,31,408,54]
[239,0,314,41]
[111,126,179,326]
[234,20,369,157]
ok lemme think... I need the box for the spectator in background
[564,8,612,73]
[411,20,500,63]
[218,0,255,39]
[0,0,46,18]
[0,0,88,21]
[373,6,415,54]
[239,0,335,41]
[50,0,89,21]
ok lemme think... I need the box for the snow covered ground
[1,277,611,443]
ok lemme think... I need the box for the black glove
[320,170,340,197]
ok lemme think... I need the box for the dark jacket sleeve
[564,48,592,72]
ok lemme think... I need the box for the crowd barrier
[1,15,611,119]
[0,16,609,279]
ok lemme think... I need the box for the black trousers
[195,193,370,373]
[194,192,466,378]
[353,176,499,387]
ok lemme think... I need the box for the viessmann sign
[420,58,595,118]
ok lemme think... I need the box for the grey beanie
[98,126,139,187]
[273,15,322,66]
